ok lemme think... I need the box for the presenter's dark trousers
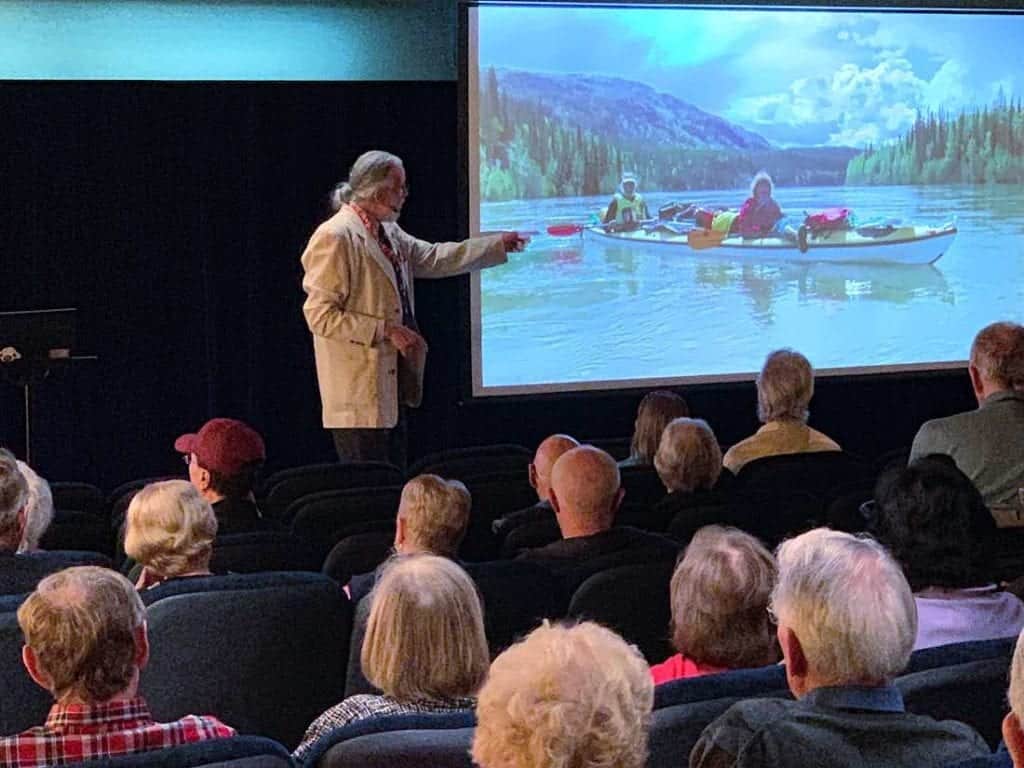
[331,415,407,471]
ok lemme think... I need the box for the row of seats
[24,634,1015,768]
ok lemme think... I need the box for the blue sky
[477,6,1022,148]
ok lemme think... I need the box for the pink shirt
[914,585,1024,650]
[650,653,729,686]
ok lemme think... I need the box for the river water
[477,184,1024,390]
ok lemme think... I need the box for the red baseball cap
[174,418,266,476]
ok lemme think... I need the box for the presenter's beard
[380,205,401,223]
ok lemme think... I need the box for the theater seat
[39,509,114,557]
[736,451,870,497]
[322,531,395,586]
[899,656,1014,749]
[460,471,538,562]
[50,481,107,516]
[0,610,51,735]
[58,736,295,767]
[568,561,675,663]
[262,462,404,521]
[290,486,402,564]
[299,711,475,768]
[499,517,560,558]
[945,753,1012,768]
[210,531,319,573]
[407,443,531,479]
[140,572,352,750]
[648,665,791,768]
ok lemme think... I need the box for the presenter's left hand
[501,231,529,253]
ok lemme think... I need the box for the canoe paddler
[603,173,649,232]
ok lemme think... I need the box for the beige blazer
[301,206,507,429]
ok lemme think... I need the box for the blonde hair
[19,566,144,701]
[629,391,690,464]
[472,621,653,768]
[971,321,1024,391]
[399,475,471,557]
[757,348,814,423]
[123,480,217,579]
[654,418,722,493]
[771,528,917,686]
[670,526,778,668]
[362,555,488,701]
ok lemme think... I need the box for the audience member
[0,566,234,767]
[175,417,270,535]
[123,480,217,591]
[690,528,988,768]
[348,473,471,603]
[910,321,1024,507]
[654,417,724,494]
[1,449,108,596]
[723,349,840,474]
[472,621,654,768]
[651,526,778,685]
[623,390,690,468]
[492,434,579,537]
[14,460,53,553]
[1003,628,1024,768]
[516,445,678,592]
[293,555,487,763]
[874,456,1024,650]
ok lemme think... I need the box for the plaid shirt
[0,697,235,767]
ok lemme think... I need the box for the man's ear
[778,625,809,696]
[968,363,985,402]
[16,506,27,540]
[134,622,150,671]
[1005,712,1024,767]
[549,486,562,517]
[196,467,212,493]
[611,487,625,517]
[22,645,53,693]
[528,463,538,492]
[394,516,406,552]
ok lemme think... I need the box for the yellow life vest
[614,192,646,224]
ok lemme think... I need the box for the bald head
[549,446,623,537]
[530,434,580,502]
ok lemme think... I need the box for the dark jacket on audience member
[690,685,988,768]
[0,550,111,596]
[211,497,275,536]
[516,526,678,593]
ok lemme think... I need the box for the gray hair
[332,150,403,210]
[0,449,29,541]
[970,321,1024,391]
[771,528,917,686]
[757,348,814,423]
[17,460,53,552]
[654,418,722,493]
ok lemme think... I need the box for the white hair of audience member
[0,449,29,546]
[1006,628,1024,765]
[16,460,54,552]
[654,418,723,493]
[331,150,403,211]
[771,528,917,686]
[757,348,815,423]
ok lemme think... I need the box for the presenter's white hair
[334,150,404,209]
[771,528,916,686]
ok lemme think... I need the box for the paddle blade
[687,228,728,250]
[547,223,584,237]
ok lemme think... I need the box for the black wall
[0,81,974,489]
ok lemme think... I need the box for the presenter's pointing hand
[501,231,529,253]
[385,324,426,358]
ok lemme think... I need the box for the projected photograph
[470,4,1024,393]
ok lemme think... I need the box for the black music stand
[0,308,77,464]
